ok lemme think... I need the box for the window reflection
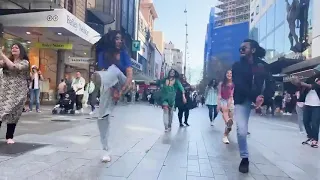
[267,4,275,34]
[260,14,266,40]
[266,32,275,61]
[275,0,285,27]
[274,24,285,57]
[284,22,291,53]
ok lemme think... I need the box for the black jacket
[232,58,271,105]
[175,82,192,109]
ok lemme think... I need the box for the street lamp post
[184,8,188,76]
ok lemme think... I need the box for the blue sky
[153,0,218,84]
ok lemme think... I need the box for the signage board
[132,40,141,51]
[67,57,94,64]
[283,69,317,82]
[35,42,73,50]
[131,58,142,71]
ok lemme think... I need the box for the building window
[65,0,74,13]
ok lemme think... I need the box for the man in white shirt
[72,72,85,113]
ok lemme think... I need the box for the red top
[220,83,234,100]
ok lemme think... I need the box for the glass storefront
[250,0,314,62]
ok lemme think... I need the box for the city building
[249,0,314,64]
[136,0,161,81]
[163,41,183,75]
[249,0,319,81]
[0,0,102,101]
[203,7,249,80]
[215,0,250,27]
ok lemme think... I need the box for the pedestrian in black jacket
[176,75,192,127]
[232,39,270,174]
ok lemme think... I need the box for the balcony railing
[0,0,63,9]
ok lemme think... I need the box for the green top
[157,78,184,107]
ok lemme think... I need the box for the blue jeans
[234,101,251,158]
[29,89,40,111]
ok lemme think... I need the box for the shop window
[275,0,285,27]
[266,4,275,34]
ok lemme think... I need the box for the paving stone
[211,167,226,175]
[187,171,201,177]
[213,175,228,180]
[188,165,200,173]
[255,164,289,177]
[158,167,187,180]
[200,169,214,177]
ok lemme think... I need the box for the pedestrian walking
[217,70,234,144]
[176,74,192,127]
[86,80,96,115]
[291,77,320,148]
[91,30,133,162]
[232,39,270,173]
[29,65,44,112]
[157,69,186,132]
[72,72,85,114]
[0,43,30,144]
[205,79,219,126]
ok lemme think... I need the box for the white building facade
[163,41,183,75]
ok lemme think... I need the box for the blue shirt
[97,50,132,75]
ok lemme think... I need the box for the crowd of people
[1,30,319,175]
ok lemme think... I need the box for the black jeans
[303,105,320,141]
[0,122,16,139]
[178,107,189,124]
[75,94,84,110]
[88,94,95,112]
[207,105,218,122]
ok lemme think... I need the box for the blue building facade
[204,8,249,80]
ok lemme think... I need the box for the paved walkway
[0,104,319,180]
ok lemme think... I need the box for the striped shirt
[205,86,218,105]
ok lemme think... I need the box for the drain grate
[0,142,47,157]
[51,119,71,122]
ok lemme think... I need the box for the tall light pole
[184,7,188,76]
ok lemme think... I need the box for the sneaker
[101,154,111,163]
[36,110,41,113]
[168,127,172,131]
[210,121,214,126]
[184,122,190,126]
[80,108,84,113]
[7,139,15,144]
[239,158,249,173]
[302,138,312,145]
[222,136,230,144]
[89,111,94,115]
[75,110,80,114]
[179,123,184,127]
[311,141,319,148]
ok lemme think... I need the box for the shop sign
[66,15,89,36]
[131,59,142,71]
[35,43,73,50]
[67,57,94,64]
[132,40,141,51]
[283,69,317,82]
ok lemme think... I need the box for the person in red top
[217,70,234,144]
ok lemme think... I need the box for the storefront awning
[87,9,115,25]
[268,57,303,74]
[0,9,101,45]
[282,56,320,74]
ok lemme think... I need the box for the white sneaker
[101,155,111,163]
[222,136,230,144]
[89,111,94,115]
[75,110,80,114]
[80,108,84,113]
[210,121,214,126]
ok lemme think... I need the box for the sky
[153,0,218,85]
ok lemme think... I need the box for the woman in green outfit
[158,69,186,132]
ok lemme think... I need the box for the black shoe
[239,158,249,173]
[184,122,190,126]
[179,123,184,127]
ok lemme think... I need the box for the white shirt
[72,77,85,95]
[30,73,39,89]
[305,90,320,106]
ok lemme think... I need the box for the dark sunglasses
[239,46,247,52]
